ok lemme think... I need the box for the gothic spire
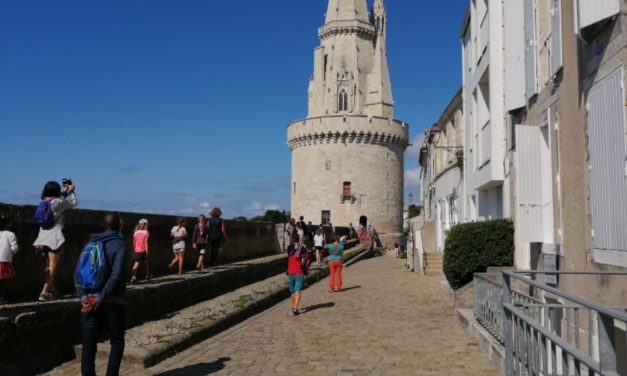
[325,0,370,24]
[365,0,394,118]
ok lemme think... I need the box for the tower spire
[365,0,394,119]
[325,0,369,24]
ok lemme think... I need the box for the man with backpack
[75,212,127,376]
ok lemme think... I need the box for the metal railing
[474,270,627,375]
[474,273,505,342]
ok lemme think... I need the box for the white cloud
[405,134,425,160]
[199,202,211,209]
[265,203,280,211]
[248,201,263,211]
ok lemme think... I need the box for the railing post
[597,311,617,373]
[502,272,513,376]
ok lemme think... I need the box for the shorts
[195,244,206,255]
[132,252,148,262]
[37,246,64,256]
[288,274,305,293]
[0,262,15,280]
[315,246,324,251]
[173,247,185,254]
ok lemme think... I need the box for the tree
[408,205,422,219]
[249,210,290,224]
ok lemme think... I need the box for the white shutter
[550,0,563,76]
[588,67,627,252]
[516,124,544,243]
[505,0,526,111]
[524,0,538,99]
[577,0,620,31]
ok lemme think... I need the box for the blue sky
[0,0,466,218]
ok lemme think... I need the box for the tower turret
[325,0,370,24]
[288,0,409,247]
[364,0,394,119]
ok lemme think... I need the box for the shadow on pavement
[303,302,335,313]
[154,357,231,375]
[338,285,362,292]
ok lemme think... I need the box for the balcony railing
[474,270,627,376]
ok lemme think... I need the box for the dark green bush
[443,219,514,289]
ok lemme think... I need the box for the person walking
[76,212,127,376]
[208,208,226,267]
[192,215,209,271]
[286,233,305,315]
[327,234,345,292]
[130,219,150,284]
[168,218,187,275]
[33,180,78,301]
[295,222,304,244]
[313,228,325,265]
[0,212,18,305]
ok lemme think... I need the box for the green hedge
[443,219,514,289]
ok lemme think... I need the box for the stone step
[75,244,371,370]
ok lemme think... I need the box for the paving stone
[46,257,498,375]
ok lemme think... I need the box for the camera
[62,178,73,187]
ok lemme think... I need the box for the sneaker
[130,276,137,284]
[50,288,61,298]
[38,292,55,302]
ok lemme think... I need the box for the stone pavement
[46,256,498,376]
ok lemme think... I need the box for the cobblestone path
[147,256,496,376]
[49,256,498,375]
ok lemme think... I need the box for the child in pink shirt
[131,219,151,283]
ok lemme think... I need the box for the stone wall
[0,203,279,299]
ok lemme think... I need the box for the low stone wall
[0,256,287,375]
[0,203,279,299]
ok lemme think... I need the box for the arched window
[338,88,348,112]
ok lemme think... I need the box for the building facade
[460,0,511,223]
[419,90,464,252]
[458,0,627,302]
[287,0,409,246]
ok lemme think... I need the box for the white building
[419,90,464,252]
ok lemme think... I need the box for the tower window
[293,182,296,195]
[338,88,348,112]
[343,181,352,197]
[323,55,328,81]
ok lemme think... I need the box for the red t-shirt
[287,256,303,275]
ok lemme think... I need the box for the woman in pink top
[168,218,187,275]
[131,219,150,284]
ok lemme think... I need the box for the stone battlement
[287,115,409,150]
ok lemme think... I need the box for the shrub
[443,219,514,289]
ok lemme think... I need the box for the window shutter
[524,0,538,99]
[550,0,563,76]
[515,124,544,243]
[505,0,526,111]
[577,0,620,31]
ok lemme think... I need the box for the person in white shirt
[313,229,325,265]
[33,180,78,301]
[0,212,18,305]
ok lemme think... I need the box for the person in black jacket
[208,208,227,266]
[76,212,127,376]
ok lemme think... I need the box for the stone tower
[287,0,409,246]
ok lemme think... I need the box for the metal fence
[474,271,627,376]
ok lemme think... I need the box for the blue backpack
[75,234,121,292]
[34,198,55,230]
